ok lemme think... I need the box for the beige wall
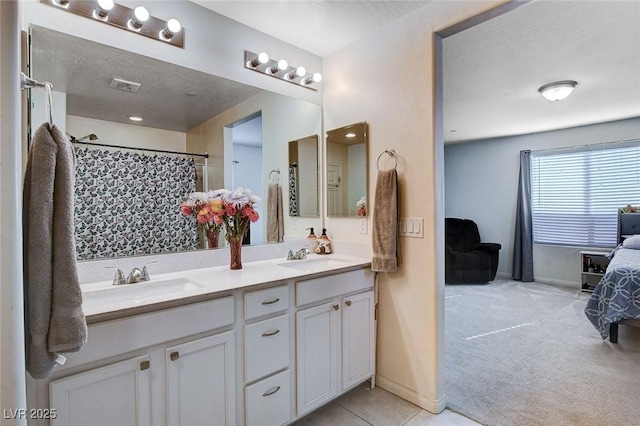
[323,0,504,412]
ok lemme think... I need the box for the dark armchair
[445,218,501,284]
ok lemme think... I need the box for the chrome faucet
[287,248,310,260]
[109,262,156,285]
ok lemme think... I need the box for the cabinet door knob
[333,304,340,311]
[262,386,281,397]
[140,360,150,371]
[261,298,280,305]
[261,329,280,337]
[170,351,180,362]
[345,300,352,307]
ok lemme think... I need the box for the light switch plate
[399,218,424,238]
[359,219,368,234]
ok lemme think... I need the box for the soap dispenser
[306,227,318,250]
[314,228,332,255]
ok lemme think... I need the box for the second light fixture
[245,51,322,91]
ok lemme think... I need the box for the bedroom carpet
[445,279,640,426]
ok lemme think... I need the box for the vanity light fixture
[94,0,114,20]
[244,50,322,91]
[39,0,185,48]
[538,80,578,102]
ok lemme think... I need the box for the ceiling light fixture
[345,133,356,138]
[538,80,578,102]
[244,50,322,91]
[39,0,185,48]
[93,0,114,20]
[128,116,143,122]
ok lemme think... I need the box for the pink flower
[246,208,260,223]
[225,204,236,216]
[213,215,223,225]
[180,202,193,216]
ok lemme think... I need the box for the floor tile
[403,409,482,426]
[337,384,422,426]
[294,402,371,425]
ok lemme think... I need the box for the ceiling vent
[110,77,141,93]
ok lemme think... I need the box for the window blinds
[531,140,640,247]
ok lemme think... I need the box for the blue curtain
[513,150,534,281]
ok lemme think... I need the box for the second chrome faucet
[287,248,310,260]
[111,261,156,285]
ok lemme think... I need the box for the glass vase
[206,229,219,249]
[229,237,243,270]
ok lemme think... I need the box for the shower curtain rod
[70,140,209,158]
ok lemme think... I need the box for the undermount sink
[82,277,205,307]
[277,257,349,271]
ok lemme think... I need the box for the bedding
[585,246,640,339]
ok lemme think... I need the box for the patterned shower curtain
[289,164,298,216]
[74,148,199,260]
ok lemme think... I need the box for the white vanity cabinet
[165,331,236,426]
[34,264,375,426]
[49,355,152,426]
[295,269,376,416]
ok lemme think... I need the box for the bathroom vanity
[28,255,375,426]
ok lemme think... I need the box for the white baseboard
[496,271,579,288]
[375,375,446,414]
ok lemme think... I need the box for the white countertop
[81,253,371,323]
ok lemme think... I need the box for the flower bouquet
[356,197,367,217]
[180,191,223,249]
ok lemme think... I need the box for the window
[531,141,640,247]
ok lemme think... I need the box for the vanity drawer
[244,314,290,383]
[244,284,289,320]
[296,268,373,306]
[245,369,291,426]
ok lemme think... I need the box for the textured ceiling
[192,0,430,57]
[31,26,262,133]
[444,0,640,143]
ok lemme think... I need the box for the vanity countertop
[81,253,371,324]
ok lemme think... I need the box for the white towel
[23,123,88,379]
[267,183,284,243]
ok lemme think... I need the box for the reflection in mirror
[30,25,322,260]
[288,135,319,217]
[326,122,368,217]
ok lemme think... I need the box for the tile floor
[293,383,481,426]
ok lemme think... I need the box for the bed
[585,244,640,342]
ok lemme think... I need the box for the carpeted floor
[445,278,640,426]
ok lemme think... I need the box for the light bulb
[161,18,182,40]
[295,66,306,77]
[94,0,114,19]
[128,6,149,30]
[267,59,288,74]
[248,52,269,68]
[302,72,323,86]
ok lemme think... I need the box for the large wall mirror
[30,25,322,260]
[288,135,319,217]
[326,122,368,217]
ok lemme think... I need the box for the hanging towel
[372,169,399,272]
[267,183,284,243]
[23,123,88,379]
